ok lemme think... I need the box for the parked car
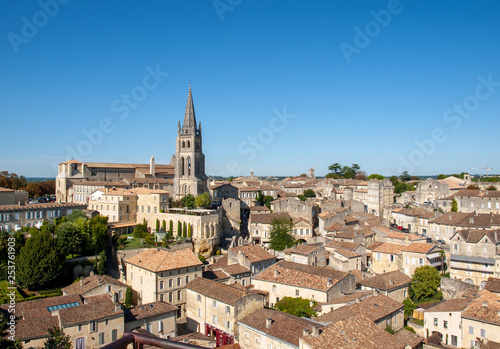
[426,237,432,243]
[396,226,403,230]
[437,239,445,244]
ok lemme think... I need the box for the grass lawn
[121,234,148,250]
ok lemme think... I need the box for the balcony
[101,331,208,349]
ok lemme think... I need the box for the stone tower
[173,85,207,199]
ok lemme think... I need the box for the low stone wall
[441,277,479,300]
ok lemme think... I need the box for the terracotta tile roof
[372,243,406,255]
[125,301,177,322]
[250,212,291,224]
[315,294,403,324]
[73,180,129,187]
[325,240,361,251]
[328,291,373,305]
[392,207,434,218]
[14,315,59,340]
[238,308,320,347]
[210,255,251,276]
[239,186,260,192]
[13,294,83,319]
[358,270,411,291]
[0,202,87,212]
[283,243,323,256]
[325,222,344,232]
[454,189,500,198]
[250,206,271,212]
[229,245,276,263]
[384,229,424,242]
[454,229,500,243]
[125,248,202,272]
[430,212,500,228]
[425,298,471,313]
[367,242,384,251]
[62,275,127,296]
[253,261,348,291]
[462,290,500,325]
[292,217,311,224]
[485,277,500,293]
[319,208,347,219]
[393,328,424,348]
[186,277,252,305]
[202,269,230,280]
[331,248,360,259]
[402,243,440,254]
[301,314,406,349]
[58,294,122,326]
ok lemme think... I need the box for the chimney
[311,326,320,338]
[80,277,84,287]
[150,155,155,176]
[302,328,309,336]
[483,301,488,308]
[90,270,94,277]
[449,214,452,221]
[470,217,474,224]
[275,269,280,277]
[266,318,273,328]
[327,278,332,287]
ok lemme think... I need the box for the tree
[56,222,84,257]
[400,171,411,181]
[177,221,182,237]
[90,216,109,253]
[183,222,187,238]
[43,327,71,349]
[169,220,173,239]
[274,297,317,318]
[304,189,316,198]
[187,223,192,238]
[125,286,133,308]
[269,217,295,251]
[389,175,399,186]
[437,174,447,179]
[155,219,160,232]
[402,297,416,317]
[182,194,196,209]
[96,250,106,275]
[486,185,497,191]
[466,184,480,190]
[367,174,385,180]
[297,195,306,201]
[18,231,65,290]
[451,198,458,212]
[439,250,447,275]
[195,192,212,208]
[162,220,166,231]
[328,163,342,174]
[409,265,442,304]
[66,210,87,222]
[342,166,355,179]
[355,170,367,180]
[133,223,148,238]
[394,182,407,194]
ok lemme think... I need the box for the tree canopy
[274,297,317,318]
[182,194,196,209]
[43,327,71,349]
[195,192,212,208]
[367,174,385,180]
[409,265,442,304]
[326,163,361,179]
[18,231,66,290]
[269,217,295,251]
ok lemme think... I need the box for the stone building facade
[367,179,394,218]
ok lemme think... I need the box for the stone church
[56,85,208,203]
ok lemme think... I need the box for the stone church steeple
[173,85,207,199]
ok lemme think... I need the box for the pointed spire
[183,84,197,131]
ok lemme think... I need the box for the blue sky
[1,1,500,178]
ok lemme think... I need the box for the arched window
[180,157,185,176]
[188,157,191,176]
[187,140,190,148]
[182,141,185,148]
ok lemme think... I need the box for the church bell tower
[173,85,208,199]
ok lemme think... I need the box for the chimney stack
[327,278,332,287]
[311,326,320,338]
[80,277,85,287]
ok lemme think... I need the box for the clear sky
[1,0,500,178]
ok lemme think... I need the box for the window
[160,294,164,301]
[296,289,300,297]
[169,292,173,302]
[389,254,395,262]
[177,277,181,286]
[169,279,172,288]
[376,252,382,261]
[98,332,104,345]
[90,321,97,332]
[481,329,486,338]
[147,323,151,332]
[443,320,448,329]
[225,306,230,315]
[405,257,409,264]
[186,275,189,284]
[419,258,424,266]
[78,324,82,331]
[469,326,474,335]
[212,300,217,308]
[256,338,261,345]
[177,290,181,301]
[451,335,457,346]
[434,318,438,326]
[118,290,123,300]
[160,281,164,289]
[158,321,163,332]
[212,315,218,325]
[197,294,201,302]
[225,320,231,331]
[105,285,111,293]
[272,285,276,292]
